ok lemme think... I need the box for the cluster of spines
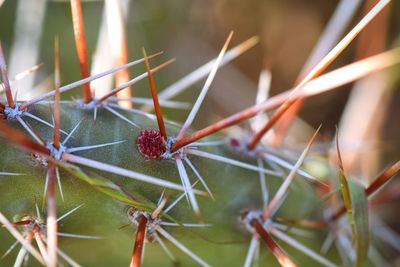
[0,0,400,266]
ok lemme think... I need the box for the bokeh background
[1,0,399,141]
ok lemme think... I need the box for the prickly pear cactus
[0,101,317,267]
[1,0,400,267]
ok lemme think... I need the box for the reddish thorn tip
[136,129,166,160]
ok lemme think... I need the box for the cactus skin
[1,1,399,264]
[0,102,327,267]
[1,51,399,267]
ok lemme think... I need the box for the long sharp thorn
[53,37,61,149]
[250,68,272,136]
[263,154,317,182]
[262,126,320,220]
[14,244,28,267]
[24,112,69,136]
[321,232,336,254]
[46,164,58,267]
[0,212,45,265]
[186,149,280,176]
[62,119,83,146]
[164,180,200,214]
[142,47,167,139]
[251,219,298,267]
[104,105,139,128]
[271,228,338,267]
[191,140,228,147]
[176,156,201,220]
[151,195,167,220]
[298,0,390,90]
[57,204,84,222]
[42,172,49,210]
[160,222,212,228]
[61,152,206,194]
[34,195,41,220]
[0,121,49,156]
[0,42,14,108]
[54,246,81,267]
[130,214,147,267]
[249,0,391,147]
[70,0,92,103]
[14,87,18,103]
[93,106,98,122]
[13,63,43,82]
[107,102,182,128]
[156,227,211,267]
[177,165,191,206]
[16,116,46,146]
[273,0,364,142]
[155,234,177,263]
[171,47,400,152]
[258,159,269,207]
[1,240,19,260]
[244,235,259,267]
[0,172,23,176]
[157,190,166,206]
[42,239,82,267]
[33,230,49,264]
[176,31,233,139]
[247,102,293,150]
[184,157,214,200]
[141,240,146,265]
[56,167,64,203]
[99,58,175,103]
[66,140,125,153]
[19,52,163,110]
[366,160,400,196]
[57,233,103,239]
[110,97,191,109]
[143,36,259,112]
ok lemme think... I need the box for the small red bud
[136,129,165,159]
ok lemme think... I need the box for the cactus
[1,0,400,266]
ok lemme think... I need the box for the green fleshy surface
[1,103,337,267]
